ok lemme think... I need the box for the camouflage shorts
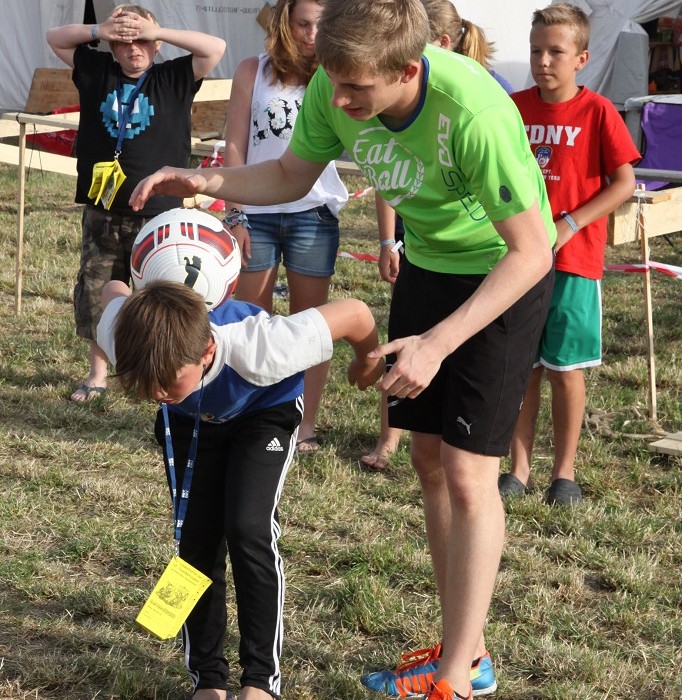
[74,205,150,340]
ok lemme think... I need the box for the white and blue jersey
[97,297,334,422]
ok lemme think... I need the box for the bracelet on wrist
[560,211,580,234]
[224,207,249,230]
[91,24,99,40]
[380,238,396,248]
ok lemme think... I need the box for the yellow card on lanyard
[136,555,211,639]
[88,160,127,209]
[100,159,126,210]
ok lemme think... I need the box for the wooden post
[15,120,26,314]
[637,194,657,423]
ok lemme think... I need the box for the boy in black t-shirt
[46,4,225,403]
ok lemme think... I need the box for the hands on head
[103,8,156,44]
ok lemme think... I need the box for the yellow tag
[100,160,127,210]
[87,161,109,199]
[135,556,211,639]
[88,160,127,209]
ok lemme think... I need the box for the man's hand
[369,335,448,399]
[129,167,209,210]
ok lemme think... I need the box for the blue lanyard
[162,386,203,553]
[115,69,150,156]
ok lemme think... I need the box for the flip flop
[296,436,322,453]
[70,383,107,403]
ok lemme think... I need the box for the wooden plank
[194,79,232,102]
[648,432,682,456]
[608,186,682,245]
[191,80,232,141]
[190,138,362,176]
[23,68,79,114]
[192,101,226,140]
[627,190,672,204]
[3,112,80,130]
[0,143,77,176]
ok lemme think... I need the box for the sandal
[70,383,107,403]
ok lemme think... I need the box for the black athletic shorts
[387,257,554,456]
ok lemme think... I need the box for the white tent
[2,0,682,113]
[0,1,85,112]
[91,0,268,78]
[0,0,268,113]
[454,0,682,107]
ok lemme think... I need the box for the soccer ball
[131,207,241,308]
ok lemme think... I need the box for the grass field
[0,163,680,700]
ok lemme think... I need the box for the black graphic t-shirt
[73,45,200,216]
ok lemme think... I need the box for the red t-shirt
[511,86,640,279]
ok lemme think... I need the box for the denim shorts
[242,205,340,277]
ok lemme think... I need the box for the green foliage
[0,164,681,699]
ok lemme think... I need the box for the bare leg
[360,391,402,469]
[70,340,109,402]
[546,368,585,481]
[287,269,332,445]
[411,433,488,673]
[239,687,273,700]
[508,365,544,486]
[419,438,503,697]
[234,266,278,313]
[192,690,227,700]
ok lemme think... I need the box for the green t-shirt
[290,45,557,274]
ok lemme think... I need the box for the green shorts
[536,271,602,371]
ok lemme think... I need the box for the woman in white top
[223,0,348,452]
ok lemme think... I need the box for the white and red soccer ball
[131,208,240,308]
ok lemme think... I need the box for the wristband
[560,211,580,233]
[380,238,396,248]
[91,24,99,40]
[224,207,249,229]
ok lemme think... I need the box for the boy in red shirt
[501,3,640,505]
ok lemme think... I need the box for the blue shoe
[470,652,497,696]
[360,645,497,697]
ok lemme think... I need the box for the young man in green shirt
[130,1,556,697]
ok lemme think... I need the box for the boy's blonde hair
[113,4,159,26]
[265,0,324,85]
[532,3,590,53]
[113,282,212,400]
[420,0,495,68]
[316,0,429,79]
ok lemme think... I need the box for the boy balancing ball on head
[128,2,556,698]
[97,278,383,700]
[500,3,639,506]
